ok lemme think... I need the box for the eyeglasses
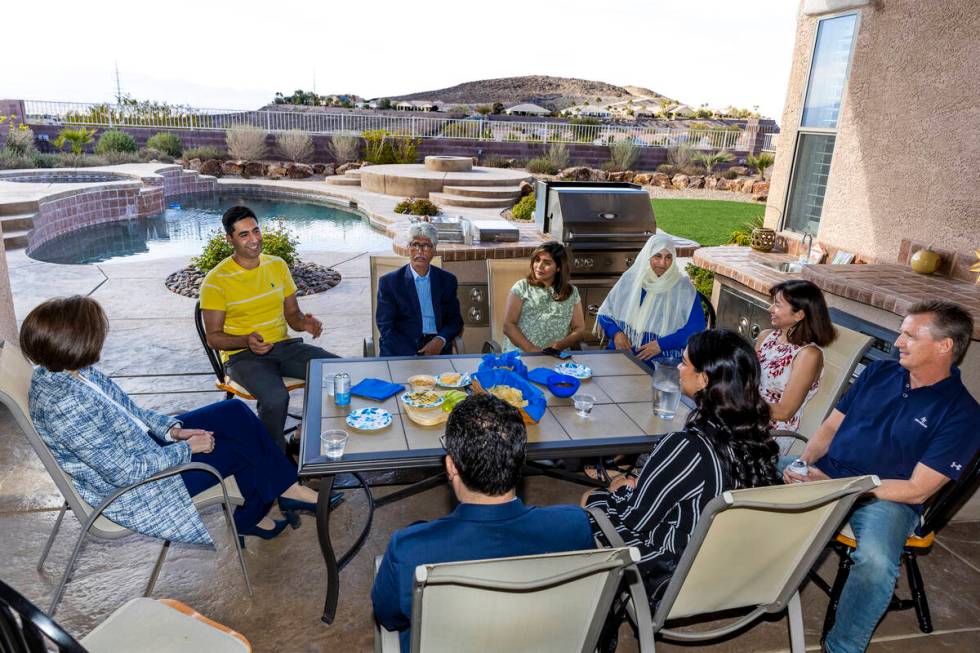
[409,241,434,251]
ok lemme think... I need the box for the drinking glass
[573,394,595,418]
[320,429,349,461]
[652,359,682,420]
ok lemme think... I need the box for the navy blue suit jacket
[376,264,464,357]
[371,499,595,652]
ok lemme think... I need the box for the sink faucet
[800,232,814,263]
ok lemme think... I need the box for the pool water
[28,195,392,265]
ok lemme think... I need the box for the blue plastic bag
[472,368,546,423]
[477,351,529,379]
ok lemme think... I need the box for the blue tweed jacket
[29,366,211,545]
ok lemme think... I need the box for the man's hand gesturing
[301,313,323,338]
[247,332,273,355]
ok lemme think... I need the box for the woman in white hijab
[595,233,706,365]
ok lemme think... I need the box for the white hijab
[594,233,697,347]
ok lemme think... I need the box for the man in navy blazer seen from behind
[371,394,596,651]
[376,222,464,357]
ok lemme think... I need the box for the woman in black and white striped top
[584,329,779,605]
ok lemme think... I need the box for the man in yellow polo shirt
[200,206,337,451]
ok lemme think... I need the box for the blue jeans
[825,498,919,653]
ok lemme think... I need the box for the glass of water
[652,359,682,420]
[573,394,595,418]
[320,429,349,461]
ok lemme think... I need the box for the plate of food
[554,362,592,380]
[436,372,471,388]
[400,390,445,409]
[345,407,393,431]
[407,375,437,392]
[488,384,529,409]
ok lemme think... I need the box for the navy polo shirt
[817,360,979,509]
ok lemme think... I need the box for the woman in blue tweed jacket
[21,296,322,545]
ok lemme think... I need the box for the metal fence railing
[23,100,775,152]
[762,132,778,152]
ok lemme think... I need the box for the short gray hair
[908,300,974,366]
[408,222,438,246]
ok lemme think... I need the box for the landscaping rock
[321,163,336,176]
[715,178,730,191]
[266,164,288,180]
[166,262,342,299]
[608,171,627,182]
[740,178,755,193]
[633,173,653,185]
[200,159,223,177]
[593,169,609,181]
[729,165,751,176]
[519,180,534,197]
[558,166,592,181]
[221,161,243,176]
[241,161,266,178]
[188,158,203,172]
[751,181,770,195]
[671,174,690,189]
[651,172,672,188]
[287,163,314,179]
[752,192,769,203]
[705,176,719,190]
[336,162,362,175]
[688,175,705,189]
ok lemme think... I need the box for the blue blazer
[376,264,464,357]
[371,499,595,652]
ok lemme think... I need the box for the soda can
[334,372,351,407]
[788,458,809,481]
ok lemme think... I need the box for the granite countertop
[694,245,980,340]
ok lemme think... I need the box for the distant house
[668,104,695,119]
[564,104,611,119]
[505,103,551,116]
[395,100,442,112]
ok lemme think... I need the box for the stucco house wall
[767,0,980,262]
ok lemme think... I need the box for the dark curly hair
[684,329,779,488]
[443,394,527,496]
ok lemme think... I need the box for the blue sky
[2,0,798,121]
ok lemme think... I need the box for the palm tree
[53,127,96,155]
[746,153,775,179]
[692,149,734,175]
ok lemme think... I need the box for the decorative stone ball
[750,227,776,252]
[910,248,941,275]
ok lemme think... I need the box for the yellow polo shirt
[199,254,297,361]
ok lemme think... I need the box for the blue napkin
[527,368,555,386]
[350,378,404,401]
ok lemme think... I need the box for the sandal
[583,459,634,483]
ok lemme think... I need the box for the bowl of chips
[487,384,529,409]
[407,375,437,392]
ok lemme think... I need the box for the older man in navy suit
[372,395,596,652]
[377,222,464,357]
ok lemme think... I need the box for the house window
[785,13,858,233]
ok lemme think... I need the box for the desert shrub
[226,125,268,160]
[667,143,694,170]
[510,194,535,221]
[94,130,138,155]
[328,132,360,163]
[4,125,36,155]
[722,168,739,180]
[475,105,492,115]
[191,220,298,273]
[276,129,314,162]
[392,135,420,164]
[686,263,715,299]
[0,149,36,169]
[482,154,511,168]
[527,158,559,175]
[607,140,639,172]
[655,163,676,176]
[103,151,142,164]
[53,127,96,155]
[138,147,174,163]
[680,165,707,176]
[746,153,775,178]
[727,214,765,246]
[182,146,228,161]
[693,149,734,175]
[393,197,440,216]
[146,132,182,157]
[362,129,393,164]
[545,142,569,170]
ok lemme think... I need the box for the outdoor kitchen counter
[693,245,804,295]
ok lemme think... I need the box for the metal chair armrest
[482,340,501,354]
[363,338,376,358]
[452,336,465,354]
[772,429,809,443]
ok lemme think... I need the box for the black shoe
[237,518,289,548]
[277,492,344,528]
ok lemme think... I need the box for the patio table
[298,350,689,624]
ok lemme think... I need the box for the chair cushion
[217,377,305,399]
[835,522,934,549]
[191,475,244,508]
[80,597,250,652]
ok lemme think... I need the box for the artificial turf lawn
[651,198,764,247]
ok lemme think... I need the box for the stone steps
[344,169,363,179]
[0,200,39,216]
[428,192,517,209]
[0,213,35,232]
[325,176,362,186]
[441,185,522,199]
[2,228,30,250]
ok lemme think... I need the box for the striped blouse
[586,427,732,604]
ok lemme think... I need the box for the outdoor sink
[757,260,804,274]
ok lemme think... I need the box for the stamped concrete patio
[0,226,978,651]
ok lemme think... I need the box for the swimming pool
[27,194,393,265]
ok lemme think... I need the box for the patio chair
[482,258,529,354]
[373,546,642,653]
[815,449,980,638]
[589,475,879,652]
[0,577,251,652]
[773,323,873,457]
[0,341,251,615]
[362,255,463,357]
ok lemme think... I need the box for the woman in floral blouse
[502,241,586,352]
[755,280,837,452]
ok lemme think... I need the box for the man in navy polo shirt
[785,300,979,653]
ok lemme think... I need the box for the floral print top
[757,329,821,433]
[502,279,580,352]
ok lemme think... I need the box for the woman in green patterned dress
[502,241,586,352]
